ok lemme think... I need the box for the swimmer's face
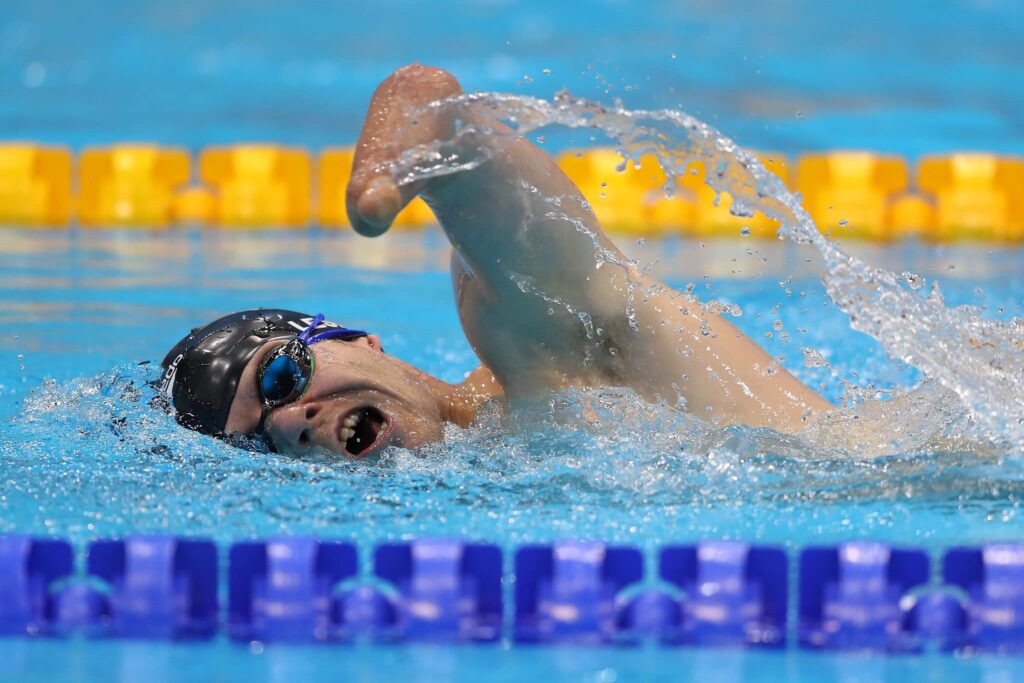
[224,336,445,458]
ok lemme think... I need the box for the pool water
[2,229,1024,679]
[4,0,1022,157]
[6,638,1024,683]
[2,228,1023,547]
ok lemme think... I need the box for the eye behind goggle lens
[259,348,309,405]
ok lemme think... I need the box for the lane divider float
[1,535,1022,652]
[0,142,1022,241]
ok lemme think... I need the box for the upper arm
[426,126,627,314]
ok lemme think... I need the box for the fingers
[347,64,463,236]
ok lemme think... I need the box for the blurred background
[2,0,1022,155]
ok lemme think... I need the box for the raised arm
[347,64,831,432]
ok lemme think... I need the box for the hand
[346,63,463,236]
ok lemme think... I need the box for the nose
[265,401,322,453]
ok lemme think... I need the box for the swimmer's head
[160,309,342,437]
[161,308,450,457]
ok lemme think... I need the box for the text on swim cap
[286,317,343,333]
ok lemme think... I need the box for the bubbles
[3,363,1021,550]
[902,271,924,290]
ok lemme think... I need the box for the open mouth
[338,406,390,457]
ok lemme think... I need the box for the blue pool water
[4,229,1024,549]
[7,638,1024,683]
[2,0,1022,156]
[3,230,1024,680]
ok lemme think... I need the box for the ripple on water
[2,363,1022,550]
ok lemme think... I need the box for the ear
[366,334,384,352]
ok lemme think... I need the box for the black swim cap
[160,309,347,437]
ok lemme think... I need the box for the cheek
[384,401,445,448]
[397,417,446,448]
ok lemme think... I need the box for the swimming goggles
[252,313,368,448]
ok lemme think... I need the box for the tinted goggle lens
[257,341,312,406]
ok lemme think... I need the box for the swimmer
[160,64,833,458]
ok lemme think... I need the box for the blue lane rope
[0,535,1018,652]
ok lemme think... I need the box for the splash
[389,91,1024,452]
[5,364,1021,550]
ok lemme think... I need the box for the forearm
[623,279,833,430]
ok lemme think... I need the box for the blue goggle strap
[297,313,368,346]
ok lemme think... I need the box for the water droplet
[626,307,639,332]
[740,227,751,236]
[802,347,829,368]
[899,271,923,289]
[542,69,551,76]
